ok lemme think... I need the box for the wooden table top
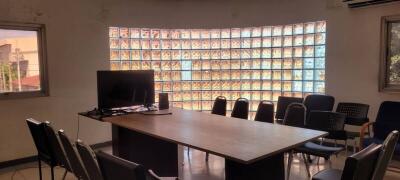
[104,108,327,164]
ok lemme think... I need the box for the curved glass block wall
[109,21,326,118]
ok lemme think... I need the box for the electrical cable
[76,114,80,140]
[8,164,48,180]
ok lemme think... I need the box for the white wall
[0,0,399,162]
[326,2,400,120]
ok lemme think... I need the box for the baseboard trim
[0,156,37,169]
[0,141,112,169]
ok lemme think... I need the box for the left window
[0,22,48,99]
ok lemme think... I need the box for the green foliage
[389,23,400,83]
[0,63,18,90]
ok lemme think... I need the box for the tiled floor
[0,146,399,180]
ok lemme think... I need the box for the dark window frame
[0,21,49,99]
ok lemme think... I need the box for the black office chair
[26,118,57,180]
[76,140,104,180]
[371,130,400,180]
[288,111,345,178]
[275,96,304,124]
[43,121,72,180]
[334,102,370,153]
[254,101,274,123]
[96,151,178,180]
[303,94,335,119]
[312,143,382,180]
[283,103,306,128]
[360,101,400,157]
[58,130,90,180]
[201,96,227,161]
[312,130,399,180]
[231,98,249,119]
[211,96,227,116]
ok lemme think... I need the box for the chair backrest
[306,111,345,132]
[76,140,104,180]
[341,143,383,180]
[43,121,72,172]
[283,103,306,128]
[231,98,249,120]
[372,130,400,180]
[303,94,335,119]
[336,102,369,126]
[211,96,227,116]
[254,101,274,123]
[96,151,147,180]
[26,119,54,163]
[275,96,304,120]
[374,101,400,141]
[58,130,89,180]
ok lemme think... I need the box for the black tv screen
[97,70,155,110]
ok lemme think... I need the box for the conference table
[100,108,326,180]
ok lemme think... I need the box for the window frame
[0,21,49,99]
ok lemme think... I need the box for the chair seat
[295,142,344,159]
[312,169,342,180]
[363,138,400,156]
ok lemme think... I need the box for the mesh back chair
[96,151,177,180]
[306,111,346,132]
[287,111,345,178]
[303,94,335,119]
[334,102,370,153]
[76,140,104,180]
[336,103,369,126]
[211,96,227,116]
[372,131,400,180]
[360,101,400,157]
[58,130,90,180]
[275,96,304,124]
[283,103,306,128]
[254,101,274,123]
[231,98,249,120]
[312,143,382,180]
[26,118,57,180]
[43,121,72,180]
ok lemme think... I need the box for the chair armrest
[359,122,374,150]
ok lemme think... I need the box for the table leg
[112,125,179,177]
[225,153,285,180]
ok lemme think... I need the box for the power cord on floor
[76,114,80,140]
[9,164,48,180]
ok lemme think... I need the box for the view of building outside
[0,29,40,93]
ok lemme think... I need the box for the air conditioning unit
[343,0,400,8]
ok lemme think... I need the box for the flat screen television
[97,70,155,110]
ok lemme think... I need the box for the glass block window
[109,21,326,119]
